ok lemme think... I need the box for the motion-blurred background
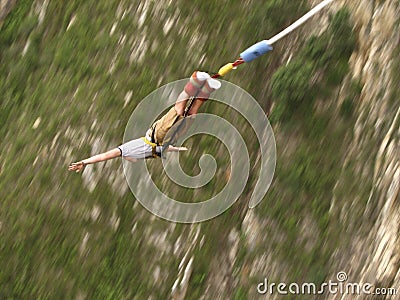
[0,0,398,299]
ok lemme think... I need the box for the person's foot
[197,77,222,100]
[184,71,210,96]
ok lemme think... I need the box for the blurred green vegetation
[0,1,363,299]
[271,8,356,122]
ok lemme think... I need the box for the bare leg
[175,71,211,115]
[186,76,220,116]
[68,148,121,172]
[187,99,205,116]
[174,91,190,116]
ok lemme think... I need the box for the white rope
[267,0,335,45]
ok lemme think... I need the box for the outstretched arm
[68,148,121,172]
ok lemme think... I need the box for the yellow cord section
[217,63,234,77]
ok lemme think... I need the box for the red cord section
[232,58,245,67]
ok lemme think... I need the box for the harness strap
[151,124,157,144]
[142,137,160,158]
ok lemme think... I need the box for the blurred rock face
[237,1,400,299]
[329,0,400,297]
[1,1,398,299]
[170,1,399,298]
[0,0,16,21]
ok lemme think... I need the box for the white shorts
[118,138,162,159]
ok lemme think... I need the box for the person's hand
[68,161,86,172]
[168,145,188,152]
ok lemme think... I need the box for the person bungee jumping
[68,71,221,172]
